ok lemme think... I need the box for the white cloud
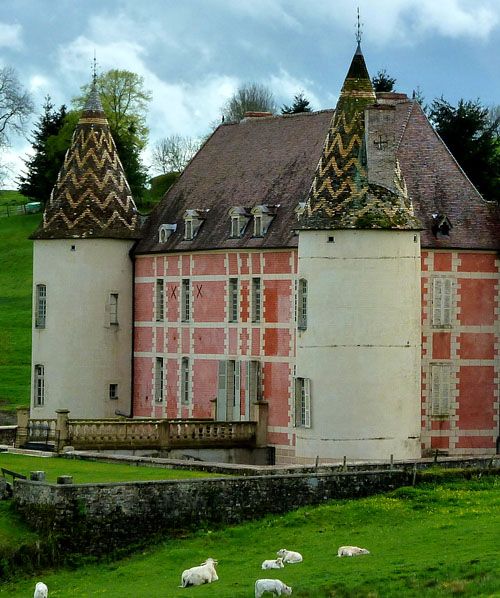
[268,68,323,110]
[0,23,23,50]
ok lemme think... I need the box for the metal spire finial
[355,7,363,44]
[92,50,98,85]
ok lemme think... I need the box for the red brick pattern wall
[133,250,296,453]
[421,250,499,455]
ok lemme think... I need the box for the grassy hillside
[0,197,39,414]
[1,474,500,597]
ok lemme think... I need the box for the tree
[371,69,396,93]
[0,67,34,149]
[73,70,152,199]
[18,97,67,202]
[151,135,201,174]
[281,92,312,114]
[221,83,277,122]
[429,97,500,202]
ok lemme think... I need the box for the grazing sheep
[337,546,370,557]
[179,557,219,587]
[276,549,302,563]
[34,582,48,598]
[255,578,292,597]
[261,557,284,569]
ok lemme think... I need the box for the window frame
[294,377,311,428]
[109,383,118,400]
[297,278,308,330]
[35,284,46,329]
[181,279,190,322]
[34,364,45,407]
[109,293,119,325]
[430,363,451,417]
[181,357,190,404]
[229,278,239,322]
[155,357,164,402]
[156,279,164,322]
[432,277,453,327]
[252,277,261,323]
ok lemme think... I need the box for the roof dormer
[432,214,452,239]
[295,202,306,221]
[183,209,208,240]
[251,205,277,237]
[158,223,177,243]
[228,206,251,238]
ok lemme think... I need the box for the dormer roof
[31,84,141,240]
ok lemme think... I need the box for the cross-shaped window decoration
[374,135,388,150]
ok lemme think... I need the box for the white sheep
[261,557,284,569]
[255,578,292,597]
[276,548,302,563]
[34,582,48,598]
[337,545,370,557]
[179,557,219,587]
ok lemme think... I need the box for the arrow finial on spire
[355,7,363,45]
[92,50,98,85]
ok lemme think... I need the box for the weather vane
[92,50,98,84]
[355,7,363,44]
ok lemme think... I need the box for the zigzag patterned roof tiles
[299,44,421,231]
[31,85,141,240]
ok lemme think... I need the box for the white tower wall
[295,229,421,461]
[31,238,135,419]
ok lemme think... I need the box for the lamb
[261,557,284,569]
[34,582,48,598]
[276,548,302,563]
[337,546,370,557]
[255,578,292,597]
[179,557,219,587]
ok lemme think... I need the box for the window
[231,216,240,238]
[295,377,311,427]
[182,279,190,322]
[109,293,119,325]
[252,278,261,322]
[156,279,164,321]
[155,357,164,402]
[217,360,241,421]
[245,360,262,419]
[184,218,194,240]
[251,205,275,237]
[181,357,190,404]
[297,278,307,330]
[228,207,250,238]
[432,277,452,326]
[34,365,45,406]
[109,384,118,399]
[35,284,46,328]
[229,278,238,322]
[159,223,176,243]
[253,214,263,237]
[431,364,451,416]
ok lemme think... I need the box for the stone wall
[0,426,16,446]
[14,469,410,555]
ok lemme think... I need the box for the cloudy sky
[1,0,500,187]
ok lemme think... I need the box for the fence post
[55,409,70,451]
[253,400,269,447]
[15,406,30,448]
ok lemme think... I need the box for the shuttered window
[252,278,261,322]
[431,364,451,416]
[245,360,262,420]
[217,360,241,420]
[229,278,238,322]
[432,277,452,326]
[297,279,308,330]
[295,377,311,427]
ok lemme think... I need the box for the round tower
[295,44,422,461]
[30,86,141,419]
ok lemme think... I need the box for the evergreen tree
[18,97,67,202]
[429,97,500,203]
[372,69,396,93]
[281,92,312,114]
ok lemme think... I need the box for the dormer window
[251,205,276,238]
[228,207,251,238]
[158,223,177,243]
[295,202,306,221]
[432,214,452,239]
[183,210,207,241]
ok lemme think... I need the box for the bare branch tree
[151,135,201,174]
[0,66,34,149]
[221,83,277,122]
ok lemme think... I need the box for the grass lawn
[0,210,39,412]
[1,475,500,597]
[0,453,225,484]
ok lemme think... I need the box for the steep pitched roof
[299,44,420,231]
[31,85,141,240]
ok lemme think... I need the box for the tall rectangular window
[34,364,45,406]
[431,364,451,416]
[297,278,307,330]
[253,215,263,237]
[231,216,240,238]
[109,293,119,325]
[156,279,164,321]
[217,359,241,421]
[109,384,118,399]
[35,284,46,328]
[245,360,262,419]
[295,377,311,427]
[229,278,238,322]
[182,279,190,322]
[155,357,164,402]
[184,219,193,240]
[432,277,452,326]
[252,278,261,322]
[181,357,190,404]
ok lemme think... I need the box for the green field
[0,453,224,484]
[1,475,500,597]
[0,200,39,414]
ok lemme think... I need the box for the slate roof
[136,47,499,255]
[31,85,141,240]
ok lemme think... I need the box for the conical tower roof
[299,44,420,230]
[31,85,141,240]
